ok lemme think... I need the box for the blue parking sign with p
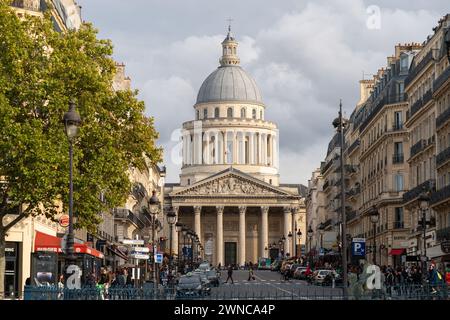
[352,239,366,256]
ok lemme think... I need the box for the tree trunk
[0,227,5,300]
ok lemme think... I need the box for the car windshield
[178,276,201,287]
[206,270,216,277]
[198,263,210,270]
[318,271,330,275]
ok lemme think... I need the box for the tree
[0,2,162,297]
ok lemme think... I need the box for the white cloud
[76,0,447,184]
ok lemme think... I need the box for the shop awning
[34,231,104,259]
[389,249,406,256]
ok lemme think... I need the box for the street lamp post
[418,192,430,279]
[175,222,183,273]
[288,231,292,257]
[368,206,379,265]
[148,190,161,291]
[181,226,188,272]
[318,223,324,250]
[281,235,286,258]
[332,100,348,299]
[63,100,81,288]
[296,230,302,257]
[166,208,176,283]
[307,226,313,265]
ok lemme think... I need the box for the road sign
[59,214,69,228]
[319,248,325,256]
[132,246,150,253]
[155,253,163,263]
[131,253,150,260]
[122,239,144,245]
[352,238,366,257]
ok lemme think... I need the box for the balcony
[431,184,450,206]
[360,96,387,132]
[347,139,360,154]
[391,122,404,132]
[436,106,450,129]
[322,179,330,191]
[113,208,145,229]
[436,146,450,168]
[403,179,435,204]
[393,221,405,229]
[410,140,426,159]
[437,226,450,241]
[392,153,404,164]
[404,50,433,88]
[433,66,450,93]
[10,0,41,11]
[346,211,357,222]
[321,159,333,175]
[409,98,424,120]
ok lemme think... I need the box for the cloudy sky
[76,0,448,184]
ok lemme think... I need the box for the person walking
[225,265,234,284]
[248,266,255,281]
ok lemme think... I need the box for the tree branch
[3,212,27,232]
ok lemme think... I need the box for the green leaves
[0,2,162,232]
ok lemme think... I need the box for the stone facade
[165,28,306,266]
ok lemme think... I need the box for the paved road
[210,270,344,299]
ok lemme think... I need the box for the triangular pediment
[171,168,296,198]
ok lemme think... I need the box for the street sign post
[352,238,366,257]
[131,253,150,260]
[155,253,163,264]
[122,239,144,245]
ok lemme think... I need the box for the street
[210,270,344,299]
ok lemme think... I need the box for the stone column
[232,131,237,164]
[283,207,291,256]
[249,132,254,164]
[262,133,267,165]
[216,206,224,266]
[172,206,179,256]
[238,206,246,266]
[261,206,269,258]
[223,131,228,164]
[194,206,202,244]
[204,132,210,164]
[240,132,246,164]
[268,134,272,166]
[197,132,203,164]
[214,132,219,164]
[258,133,263,165]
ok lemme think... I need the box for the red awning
[389,249,406,256]
[34,231,104,259]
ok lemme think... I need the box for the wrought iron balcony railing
[436,106,450,129]
[436,146,450,167]
[403,179,435,203]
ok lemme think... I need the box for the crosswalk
[221,280,303,286]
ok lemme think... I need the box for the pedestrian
[248,266,255,281]
[57,275,64,300]
[225,265,234,284]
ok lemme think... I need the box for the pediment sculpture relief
[183,176,281,196]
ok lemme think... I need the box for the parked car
[288,264,302,277]
[293,267,307,279]
[176,273,211,298]
[313,270,335,285]
[197,262,211,272]
[205,269,221,287]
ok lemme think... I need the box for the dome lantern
[220,25,240,66]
